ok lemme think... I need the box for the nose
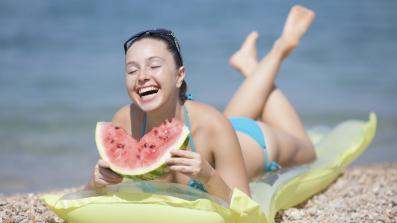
[137,67,150,82]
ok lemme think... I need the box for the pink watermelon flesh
[96,119,189,176]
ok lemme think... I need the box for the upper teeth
[139,86,158,94]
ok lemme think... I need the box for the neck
[145,97,183,131]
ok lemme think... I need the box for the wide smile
[137,86,160,101]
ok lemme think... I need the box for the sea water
[0,0,396,194]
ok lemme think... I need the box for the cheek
[125,75,135,86]
[161,68,178,84]
[151,71,170,88]
[125,76,138,93]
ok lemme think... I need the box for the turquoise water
[1,0,396,194]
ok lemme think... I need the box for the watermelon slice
[95,119,190,179]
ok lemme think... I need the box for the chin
[139,101,162,112]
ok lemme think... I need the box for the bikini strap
[183,106,196,152]
[184,93,194,100]
[263,151,281,172]
[141,112,147,138]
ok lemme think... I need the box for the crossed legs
[224,5,316,179]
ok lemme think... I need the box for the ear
[176,66,186,88]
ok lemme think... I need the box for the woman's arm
[166,108,250,202]
[206,111,251,200]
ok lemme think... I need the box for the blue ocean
[1,0,396,194]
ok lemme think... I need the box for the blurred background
[0,0,396,194]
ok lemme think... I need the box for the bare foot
[229,31,259,77]
[275,5,315,58]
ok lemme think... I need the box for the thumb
[98,159,111,168]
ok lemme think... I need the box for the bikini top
[140,105,208,193]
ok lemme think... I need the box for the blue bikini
[229,117,281,172]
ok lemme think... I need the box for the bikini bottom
[229,117,281,172]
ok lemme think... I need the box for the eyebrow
[147,56,165,62]
[126,61,139,67]
[126,56,165,66]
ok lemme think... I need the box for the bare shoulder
[185,101,232,134]
[111,104,131,130]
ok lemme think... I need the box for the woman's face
[125,38,185,112]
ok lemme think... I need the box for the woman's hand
[86,159,123,189]
[165,150,215,183]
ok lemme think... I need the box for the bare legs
[225,6,316,177]
[229,5,315,77]
[229,31,259,77]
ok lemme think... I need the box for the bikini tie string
[185,93,194,100]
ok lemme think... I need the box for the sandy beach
[0,163,396,223]
[276,163,397,223]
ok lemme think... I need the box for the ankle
[273,37,297,59]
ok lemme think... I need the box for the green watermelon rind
[126,136,190,181]
[95,122,190,178]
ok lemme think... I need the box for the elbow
[304,141,317,163]
[295,140,316,165]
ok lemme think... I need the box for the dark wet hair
[123,29,188,102]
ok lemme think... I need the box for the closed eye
[127,69,138,75]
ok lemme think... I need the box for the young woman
[86,5,316,203]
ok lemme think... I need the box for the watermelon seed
[154,129,158,135]
[115,126,120,130]
[110,139,114,144]
[149,144,155,149]
[117,143,125,149]
[136,154,141,159]
[144,143,148,148]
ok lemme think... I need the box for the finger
[99,167,122,180]
[166,157,194,166]
[95,177,121,187]
[102,176,123,184]
[98,159,111,168]
[94,178,109,187]
[99,169,121,179]
[98,173,122,184]
[170,149,197,158]
[168,165,194,174]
